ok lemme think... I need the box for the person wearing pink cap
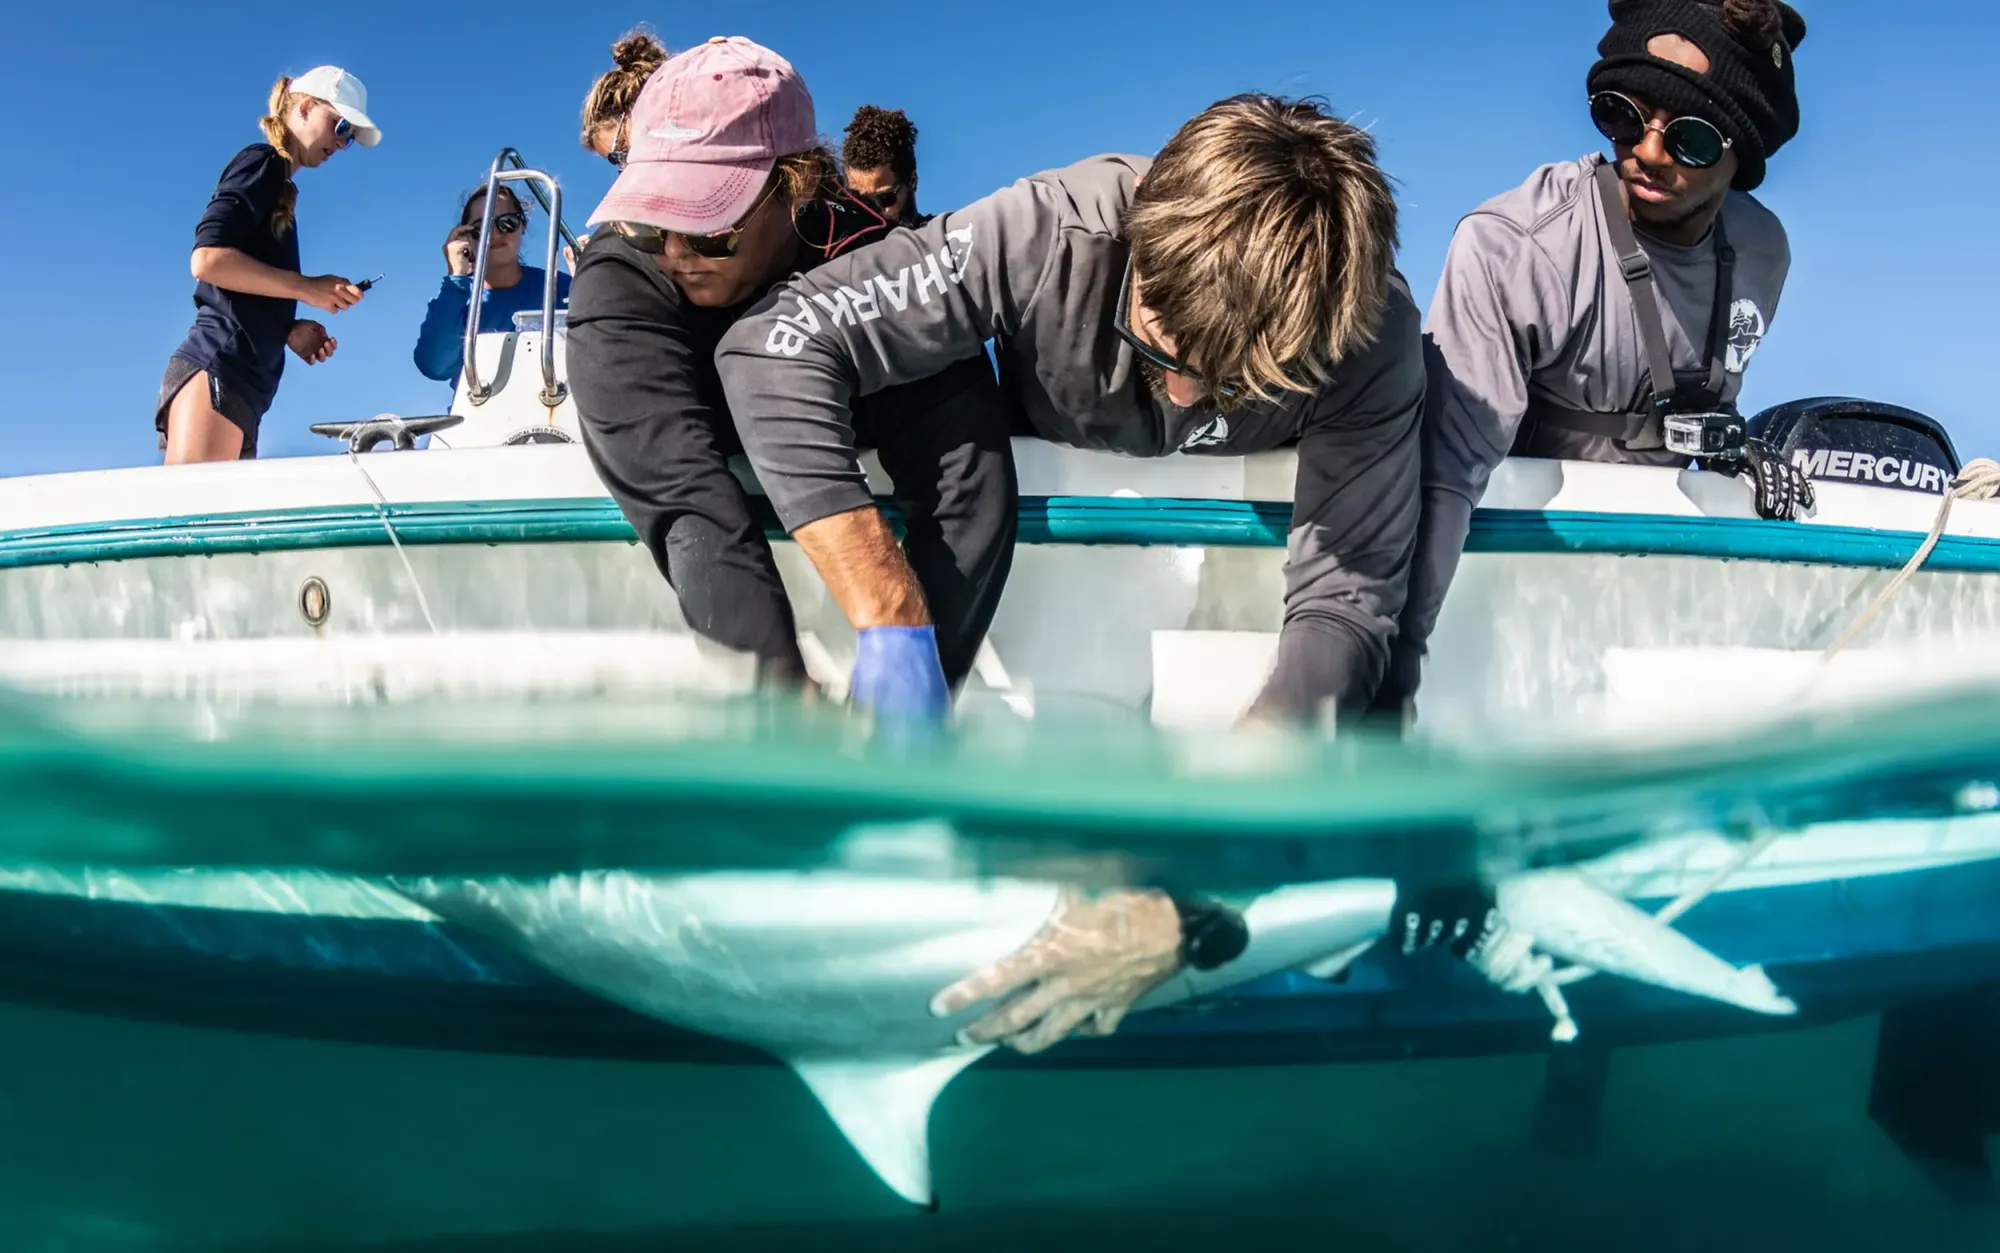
[159,66,381,463]
[565,36,1017,704]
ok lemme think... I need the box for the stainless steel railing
[461,148,578,408]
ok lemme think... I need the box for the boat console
[313,147,586,455]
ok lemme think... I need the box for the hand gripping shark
[396,862,1795,1208]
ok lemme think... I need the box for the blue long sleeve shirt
[413,266,572,383]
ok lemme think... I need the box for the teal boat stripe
[1,497,1997,573]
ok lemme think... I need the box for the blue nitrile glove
[850,625,951,724]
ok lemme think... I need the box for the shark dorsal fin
[790,1049,993,1208]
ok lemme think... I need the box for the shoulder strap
[1698,211,1734,402]
[1593,161,1684,416]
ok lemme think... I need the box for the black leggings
[592,354,1017,690]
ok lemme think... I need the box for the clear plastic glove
[1464,918,1556,995]
[930,887,1183,1055]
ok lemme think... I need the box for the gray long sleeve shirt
[715,154,1428,723]
[1391,153,1790,693]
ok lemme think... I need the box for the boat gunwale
[1,497,1999,574]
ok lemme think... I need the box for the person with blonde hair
[157,67,380,462]
[711,95,1425,1053]
[566,36,1017,698]
[579,27,669,167]
[718,93,1423,731]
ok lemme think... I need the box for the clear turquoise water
[0,684,1997,1249]
[5,682,2000,880]
[0,1004,1989,1251]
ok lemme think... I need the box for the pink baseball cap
[587,36,817,234]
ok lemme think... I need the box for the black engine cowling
[1748,396,1959,495]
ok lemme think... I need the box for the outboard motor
[1748,396,1960,496]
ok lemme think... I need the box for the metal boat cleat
[309,413,464,453]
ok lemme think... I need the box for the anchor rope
[1809,458,2000,675]
[345,450,441,636]
[1480,461,2000,1042]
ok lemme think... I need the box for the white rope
[1474,461,2000,1042]
[1467,923,1576,1042]
[345,450,441,637]
[1478,825,1783,1044]
[1808,458,2000,677]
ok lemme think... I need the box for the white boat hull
[4,444,2000,738]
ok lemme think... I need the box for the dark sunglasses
[489,212,526,234]
[606,117,630,169]
[847,184,906,214]
[332,116,358,150]
[1112,256,1240,401]
[609,177,784,260]
[1589,91,1733,170]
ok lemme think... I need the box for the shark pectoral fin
[1498,872,1796,1017]
[1302,939,1378,982]
[1729,964,1798,1016]
[790,1049,994,1208]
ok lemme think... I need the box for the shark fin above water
[790,1049,993,1208]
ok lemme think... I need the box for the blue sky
[0,0,1990,476]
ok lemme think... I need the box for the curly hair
[581,27,669,147]
[841,105,918,184]
[1698,0,1785,47]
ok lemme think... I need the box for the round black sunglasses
[1589,91,1733,170]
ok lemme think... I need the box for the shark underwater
[395,848,1797,1208]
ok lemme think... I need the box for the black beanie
[1587,0,1807,191]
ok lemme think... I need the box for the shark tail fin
[789,1049,993,1208]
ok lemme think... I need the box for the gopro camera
[1663,410,1747,460]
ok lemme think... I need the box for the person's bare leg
[162,372,245,464]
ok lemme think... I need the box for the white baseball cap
[290,65,382,147]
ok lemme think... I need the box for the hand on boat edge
[930,886,1184,1055]
[1715,438,1815,521]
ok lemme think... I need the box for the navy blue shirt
[173,144,301,416]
